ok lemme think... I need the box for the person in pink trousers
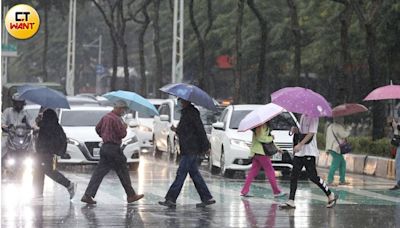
[241,123,286,197]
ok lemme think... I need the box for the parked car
[125,99,165,154]
[209,105,299,177]
[57,106,140,170]
[152,99,180,161]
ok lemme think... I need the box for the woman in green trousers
[325,117,351,185]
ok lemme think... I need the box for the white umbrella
[238,103,284,132]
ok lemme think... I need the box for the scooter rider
[1,93,33,129]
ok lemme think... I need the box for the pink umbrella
[271,87,332,117]
[363,84,400,100]
[332,103,368,117]
[238,103,284,132]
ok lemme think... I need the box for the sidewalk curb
[318,151,395,180]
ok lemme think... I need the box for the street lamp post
[83,35,103,94]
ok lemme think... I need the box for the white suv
[209,105,298,177]
[58,106,140,170]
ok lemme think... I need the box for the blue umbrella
[102,90,159,116]
[17,85,70,109]
[160,83,217,111]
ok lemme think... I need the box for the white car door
[158,103,172,152]
[210,108,229,167]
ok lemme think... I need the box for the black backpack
[53,130,67,156]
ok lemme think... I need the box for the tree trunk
[366,24,385,140]
[42,2,49,81]
[189,0,206,89]
[153,0,163,97]
[111,36,118,91]
[138,18,150,96]
[121,41,130,91]
[335,1,353,105]
[234,0,245,104]
[247,0,268,104]
[287,0,301,85]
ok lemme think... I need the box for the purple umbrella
[271,87,332,117]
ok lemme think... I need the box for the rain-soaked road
[2,155,400,227]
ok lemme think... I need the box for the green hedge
[317,133,392,158]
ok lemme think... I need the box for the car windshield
[268,112,297,130]
[60,110,110,126]
[199,108,219,125]
[138,104,161,118]
[229,110,251,129]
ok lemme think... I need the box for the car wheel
[208,151,220,175]
[153,136,162,160]
[220,149,234,178]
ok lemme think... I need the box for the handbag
[332,130,352,154]
[261,142,278,156]
[391,135,400,147]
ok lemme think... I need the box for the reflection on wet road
[2,155,400,227]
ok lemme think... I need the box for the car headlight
[23,157,33,167]
[67,138,80,146]
[138,125,152,132]
[7,158,15,166]
[230,139,251,149]
[122,136,138,146]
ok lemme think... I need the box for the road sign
[1,44,17,57]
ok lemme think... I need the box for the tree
[130,0,152,96]
[152,0,163,97]
[92,0,132,91]
[247,0,269,103]
[234,0,245,104]
[287,0,302,85]
[188,0,213,91]
[350,0,384,140]
[332,0,353,104]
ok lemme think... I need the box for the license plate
[271,153,282,161]
[93,148,100,157]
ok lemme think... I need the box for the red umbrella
[332,103,368,117]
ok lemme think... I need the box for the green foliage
[317,133,392,158]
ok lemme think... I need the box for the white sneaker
[274,192,287,198]
[280,200,296,209]
[68,182,77,199]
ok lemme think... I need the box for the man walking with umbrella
[159,97,215,208]
[81,100,144,204]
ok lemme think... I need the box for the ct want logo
[5,4,40,40]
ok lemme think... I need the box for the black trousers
[33,154,71,196]
[84,143,136,197]
[289,156,331,200]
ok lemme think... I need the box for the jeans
[84,143,136,197]
[327,150,346,183]
[396,146,400,186]
[165,154,212,202]
[241,155,281,195]
[33,154,71,196]
[289,156,331,200]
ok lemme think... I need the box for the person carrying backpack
[33,109,76,199]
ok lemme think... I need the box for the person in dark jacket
[159,98,215,208]
[33,109,77,199]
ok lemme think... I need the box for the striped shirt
[95,111,127,145]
